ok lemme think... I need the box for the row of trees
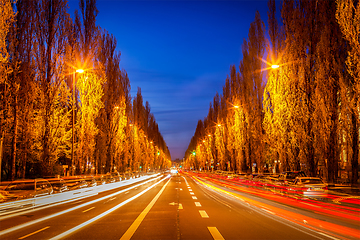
[184,0,359,184]
[0,0,171,181]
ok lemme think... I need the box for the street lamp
[72,69,84,175]
[271,64,279,69]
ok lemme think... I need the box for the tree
[76,71,105,174]
[0,0,15,180]
[336,0,360,185]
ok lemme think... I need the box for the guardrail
[0,174,159,217]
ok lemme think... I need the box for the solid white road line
[120,178,171,240]
[208,227,225,240]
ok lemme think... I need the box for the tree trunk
[10,94,18,181]
[351,113,359,186]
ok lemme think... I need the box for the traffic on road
[0,170,359,240]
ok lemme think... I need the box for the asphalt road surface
[0,173,357,240]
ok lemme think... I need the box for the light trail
[191,175,359,240]
[0,175,163,237]
[50,176,169,240]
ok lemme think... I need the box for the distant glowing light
[76,69,84,73]
[271,65,279,69]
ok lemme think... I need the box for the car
[123,172,135,180]
[289,177,328,198]
[62,177,88,190]
[94,175,106,185]
[278,171,307,185]
[83,176,97,187]
[108,172,121,182]
[103,173,116,183]
[47,178,69,193]
[1,179,53,201]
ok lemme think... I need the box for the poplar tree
[336,0,359,185]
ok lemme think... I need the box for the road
[0,173,358,240]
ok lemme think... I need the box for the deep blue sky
[68,0,271,160]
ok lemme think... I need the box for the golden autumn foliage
[0,0,14,83]
[185,0,359,184]
[1,0,170,180]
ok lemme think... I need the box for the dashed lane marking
[195,202,201,207]
[199,210,209,218]
[82,207,95,213]
[178,203,183,210]
[192,196,198,200]
[208,227,225,240]
[18,226,50,239]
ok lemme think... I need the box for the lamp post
[72,69,84,175]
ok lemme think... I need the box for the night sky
[68,0,271,160]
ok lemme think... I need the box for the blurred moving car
[62,177,88,190]
[108,172,121,182]
[103,173,116,183]
[47,178,69,193]
[0,179,53,201]
[83,176,97,187]
[94,175,106,185]
[123,172,135,180]
[289,177,328,198]
[278,171,306,185]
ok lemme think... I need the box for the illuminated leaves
[0,0,14,83]
[76,72,105,170]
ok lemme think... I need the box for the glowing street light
[271,64,279,69]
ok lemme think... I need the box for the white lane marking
[18,226,50,239]
[190,192,195,195]
[192,196,198,199]
[189,189,192,191]
[195,202,201,207]
[120,178,171,240]
[125,191,129,194]
[0,176,163,237]
[82,207,95,213]
[48,177,169,240]
[208,227,225,240]
[199,210,209,218]
[178,203,183,210]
